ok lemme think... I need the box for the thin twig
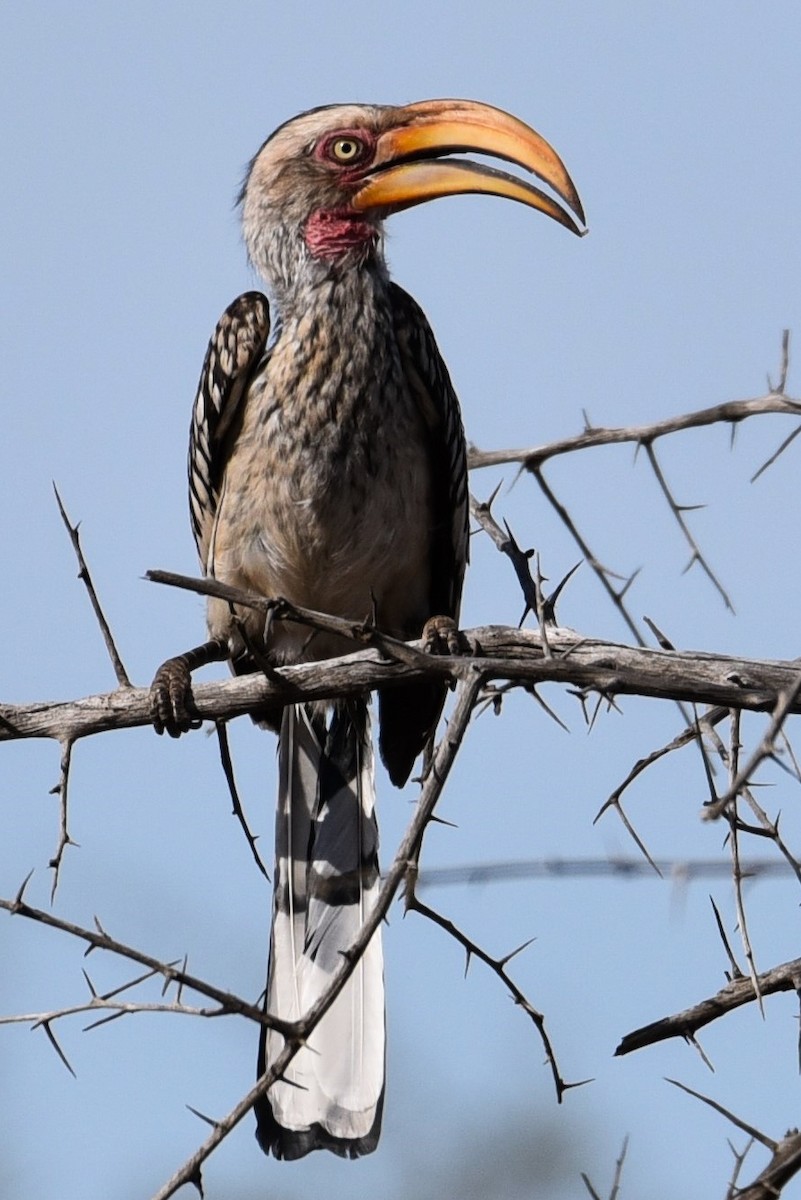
[580,1136,629,1200]
[610,1135,629,1200]
[0,997,221,1031]
[404,892,575,1101]
[726,711,763,1013]
[595,794,662,878]
[643,441,733,610]
[603,706,730,813]
[751,424,801,482]
[668,1076,801,1199]
[529,465,645,647]
[710,896,744,981]
[0,882,288,1035]
[214,723,269,881]
[48,737,76,899]
[666,1078,775,1149]
[726,1137,756,1198]
[54,485,131,687]
[580,1175,603,1200]
[468,378,801,472]
[703,670,801,820]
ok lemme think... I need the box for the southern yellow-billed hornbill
[150,99,584,1160]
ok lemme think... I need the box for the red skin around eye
[314,129,376,170]
[304,130,379,258]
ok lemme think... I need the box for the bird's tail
[255,701,385,1159]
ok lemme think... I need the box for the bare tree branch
[668,1078,775,1149]
[616,955,801,1055]
[5,621,801,747]
[403,885,576,1102]
[668,1075,801,1200]
[603,705,730,813]
[0,879,288,1035]
[735,1135,801,1200]
[468,382,801,473]
[528,464,646,647]
[469,490,540,621]
[6,336,801,1197]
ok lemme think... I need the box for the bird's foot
[150,657,200,737]
[150,638,228,737]
[421,614,466,656]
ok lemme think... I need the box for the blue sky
[2,3,801,1198]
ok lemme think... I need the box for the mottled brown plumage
[150,98,583,1160]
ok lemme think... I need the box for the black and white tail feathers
[255,702,385,1159]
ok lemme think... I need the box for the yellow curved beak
[352,98,585,236]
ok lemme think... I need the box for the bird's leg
[150,637,229,737]
[421,614,465,656]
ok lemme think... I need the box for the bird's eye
[329,136,366,164]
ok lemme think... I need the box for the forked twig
[0,878,286,1035]
[581,1136,629,1200]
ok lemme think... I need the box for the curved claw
[149,637,229,737]
[150,657,202,737]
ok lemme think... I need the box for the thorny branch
[404,885,574,1101]
[5,605,801,746]
[2,677,488,1198]
[725,714,763,1013]
[53,485,132,689]
[6,333,801,1195]
[467,338,798,470]
[642,440,733,610]
[469,334,797,652]
[49,489,134,898]
[667,1078,801,1200]
[0,878,290,1035]
[214,721,270,880]
[48,735,75,901]
[150,674,484,1200]
[616,953,801,1056]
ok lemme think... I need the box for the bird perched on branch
[150,98,584,1160]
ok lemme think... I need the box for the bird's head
[241,99,585,295]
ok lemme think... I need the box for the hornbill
[150,99,584,1160]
